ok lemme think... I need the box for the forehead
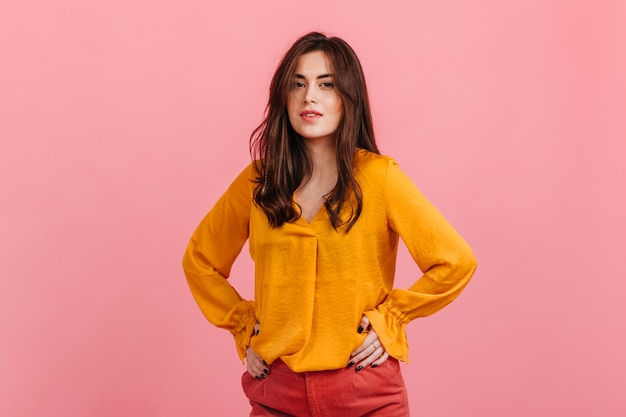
[294,50,331,76]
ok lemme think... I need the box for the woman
[183,32,477,416]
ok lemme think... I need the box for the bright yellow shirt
[183,149,477,372]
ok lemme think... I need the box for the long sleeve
[364,159,477,362]
[182,164,258,360]
[184,152,475,372]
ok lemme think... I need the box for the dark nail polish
[346,361,354,368]
[371,364,378,368]
[260,374,266,379]
[255,376,260,380]
[263,369,269,375]
[356,365,363,371]
[262,360,268,365]
[357,326,363,334]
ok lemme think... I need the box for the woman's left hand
[348,315,389,370]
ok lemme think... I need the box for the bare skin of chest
[295,175,337,223]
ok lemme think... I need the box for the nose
[304,84,317,103]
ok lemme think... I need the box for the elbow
[438,243,477,286]
[455,244,477,281]
[463,245,477,271]
[182,247,193,275]
[182,244,205,280]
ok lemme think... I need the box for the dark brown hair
[250,32,379,231]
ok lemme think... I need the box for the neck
[302,137,338,184]
[305,137,336,168]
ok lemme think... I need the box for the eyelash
[293,82,335,88]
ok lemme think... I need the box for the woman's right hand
[246,322,269,379]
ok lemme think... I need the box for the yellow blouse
[183,149,477,372]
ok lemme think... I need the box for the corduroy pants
[241,358,409,417]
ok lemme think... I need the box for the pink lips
[300,109,322,122]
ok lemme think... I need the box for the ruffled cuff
[230,301,258,362]
[364,302,411,363]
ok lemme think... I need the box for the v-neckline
[293,195,326,226]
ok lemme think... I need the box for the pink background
[1,1,625,416]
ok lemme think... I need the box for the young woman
[183,32,477,416]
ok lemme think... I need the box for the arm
[182,164,258,361]
[364,159,477,362]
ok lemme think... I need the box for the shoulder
[223,161,259,197]
[232,161,260,183]
[354,149,399,178]
[354,150,420,197]
[242,160,261,180]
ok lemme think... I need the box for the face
[287,51,343,145]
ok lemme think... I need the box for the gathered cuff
[364,302,411,363]
[230,302,258,362]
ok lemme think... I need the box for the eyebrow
[294,73,333,79]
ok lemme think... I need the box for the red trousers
[241,358,410,417]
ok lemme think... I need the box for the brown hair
[250,32,379,231]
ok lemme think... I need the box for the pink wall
[1,1,625,416]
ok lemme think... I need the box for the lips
[300,109,322,122]
[301,110,321,116]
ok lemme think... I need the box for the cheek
[332,98,344,120]
[286,95,296,114]
[287,101,299,126]
[286,97,299,127]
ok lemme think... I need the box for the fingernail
[263,369,269,375]
[260,374,266,379]
[371,364,378,368]
[356,365,363,371]
[346,361,354,368]
[263,360,268,365]
[255,376,260,380]
[357,326,363,334]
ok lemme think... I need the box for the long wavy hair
[250,32,379,231]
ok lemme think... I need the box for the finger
[348,334,380,366]
[350,339,384,369]
[354,345,386,370]
[371,350,390,368]
[350,329,378,359]
[357,315,370,334]
[245,350,261,376]
[246,356,268,379]
[246,348,269,379]
[253,322,260,336]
